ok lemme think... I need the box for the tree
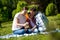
[0,8,2,27]
[2,7,9,21]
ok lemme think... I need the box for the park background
[0,0,60,40]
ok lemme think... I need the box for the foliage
[55,14,60,26]
[12,9,17,18]
[17,1,27,12]
[2,6,9,22]
[0,8,2,21]
[45,3,58,16]
[12,1,27,18]
[0,0,60,21]
[56,14,60,20]
[28,5,39,11]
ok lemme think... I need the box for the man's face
[30,10,35,16]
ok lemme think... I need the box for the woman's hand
[24,22,29,29]
[23,22,28,26]
[25,22,29,25]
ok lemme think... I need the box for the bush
[0,8,2,21]
[0,8,2,27]
[0,7,9,22]
[28,5,39,11]
[2,6,9,22]
[45,3,58,16]
[16,1,27,12]
[12,1,27,18]
[12,9,17,18]
[55,14,60,26]
[0,7,9,27]
[56,14,60,20]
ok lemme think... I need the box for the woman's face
[22,10,27,15]
[24,10,27,14]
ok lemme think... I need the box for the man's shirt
[35,11,48,28]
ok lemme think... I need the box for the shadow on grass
[51,32,60,40]
[0,27,6,28]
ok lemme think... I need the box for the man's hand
[31,25,36,32]
[31,29,34,32]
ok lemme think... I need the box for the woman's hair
[28,12,30,14]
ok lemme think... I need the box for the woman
[25,8,38,34]
[12,7,29,35]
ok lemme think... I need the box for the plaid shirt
[35,11,48,28]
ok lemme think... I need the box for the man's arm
[31,25,37,31]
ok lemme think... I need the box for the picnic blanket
[0,29,60,39]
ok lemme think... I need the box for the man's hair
[30,7,36,12]
[23,6,28,10]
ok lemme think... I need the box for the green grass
[47,16,60,31]
[0,16,60,40]
[0,21,12,36]
[0,33,60,40]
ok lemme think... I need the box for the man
[27,7,48,33]
[12,7,29,35]
[35,11,48,32]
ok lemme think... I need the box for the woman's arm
[16,18,27,27]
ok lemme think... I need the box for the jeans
[13,27,46,35]
[13,28,38,35]
[37,27,46,32]
[13,29,25,35]
[26,28,38,34]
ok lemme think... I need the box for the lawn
[0,16,60,40]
